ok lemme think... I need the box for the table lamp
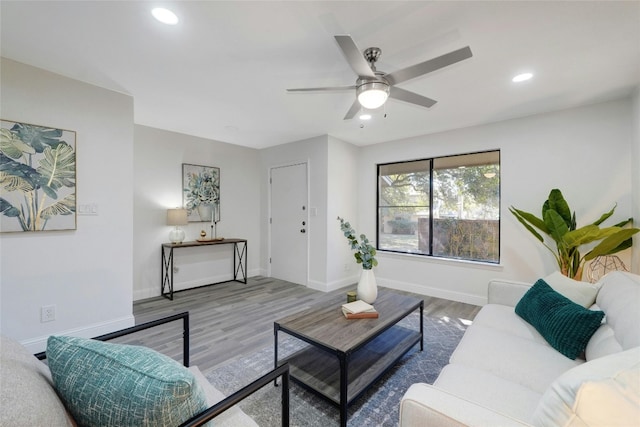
[167,208,188,244]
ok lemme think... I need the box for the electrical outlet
[41,305,56,323]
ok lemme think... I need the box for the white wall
[357,99,635,305]
[1,59,636,351]
[133,125,261,301]
[0,58,135,352]
[326,136,361,289]
[259,135,328,289]
[632,87,640,273]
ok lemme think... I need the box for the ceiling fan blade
[385,46,472,86]
[389,87,437,108]
[334,35,376,78]
[287,86,355,92]
[343,99,361,120]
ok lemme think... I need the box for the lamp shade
[167,208,188,226]
[357,81,390,109]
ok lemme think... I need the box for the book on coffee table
[341,307,379,319]
[342,300,373,314]
[341,300,378,319]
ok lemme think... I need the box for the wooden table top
[162,238,246,248]
[275,290,422,353]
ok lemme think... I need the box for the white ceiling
[1,1,639,149]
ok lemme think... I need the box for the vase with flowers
[338,216,378,303]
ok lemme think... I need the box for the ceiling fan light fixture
[512,72,533,83]
[152,8,179,25]
[357,81,390,109]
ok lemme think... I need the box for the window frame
[376,149,501,264]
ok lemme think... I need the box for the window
[377,150,500,263]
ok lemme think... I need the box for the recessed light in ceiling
[152,8,179,25]
[359,114,372,121]
[512,72,533,83]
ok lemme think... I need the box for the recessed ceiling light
[359,114,372,120]
[512,72,533,83]
[152,8,179,25]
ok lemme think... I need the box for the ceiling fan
[287,35,473,120]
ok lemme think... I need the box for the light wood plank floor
[129,276,481,376]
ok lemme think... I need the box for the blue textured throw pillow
[515,279,604,360]
[47,335,209,427]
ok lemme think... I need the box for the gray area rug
[206,313,467,426]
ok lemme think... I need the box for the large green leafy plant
[0,123,76,231]
[338,217,378,270]
[510,189,638,280]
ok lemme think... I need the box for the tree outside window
[377,150,500,263]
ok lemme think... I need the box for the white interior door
[270,163,308,286]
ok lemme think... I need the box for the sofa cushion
[515,279,604,359]
[594,271,640,351]
[47,335,209,427]
[434,363,543,422]
[400,383,531,427]
[471,304,549,345]
[450,324,582,393]
[0,335,75,427]
[532,346,640,427]
[543,271,599,307]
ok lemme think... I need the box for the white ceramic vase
[197,203,213,222]
[357,269,378,304]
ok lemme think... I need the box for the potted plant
[510,189,639,280]
[338,217,378,303]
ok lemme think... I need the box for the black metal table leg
[161,246,174,300]
[274,324,279,386]
[339,352,349,427]
[233,241,248,283]
[420,300,424,351]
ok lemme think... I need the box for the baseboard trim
[133,269,262,301]
[306,279,326,292]
[308,274,485,305]
[378,276,486,306]
[21,315,136,354]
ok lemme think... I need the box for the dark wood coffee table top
[275,289,422,353]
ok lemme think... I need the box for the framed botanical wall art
[182,163,220,222]
[0,120,77,233]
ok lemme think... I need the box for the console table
[161,239,247,300]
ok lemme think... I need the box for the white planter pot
[357,269,378,304]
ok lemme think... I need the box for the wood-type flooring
[129,276,481,375]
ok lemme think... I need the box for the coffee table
[274,290,423,427]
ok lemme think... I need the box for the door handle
[300,229,306,233]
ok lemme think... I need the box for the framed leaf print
[0,120,77,232]
[182,163,220,222]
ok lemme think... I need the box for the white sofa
[400,271,640,427]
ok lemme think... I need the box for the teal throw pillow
[515,279,604,360]
[47,335,209,427]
